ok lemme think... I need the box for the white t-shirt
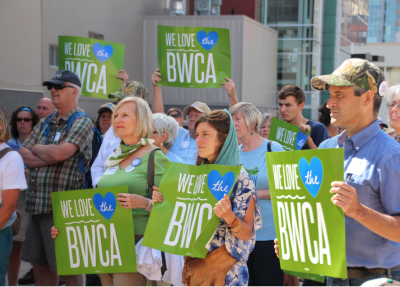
[0,143,27,229]
[91,127,121,187]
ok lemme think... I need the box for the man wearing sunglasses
[19,70,93,286]
[167,108,184,127]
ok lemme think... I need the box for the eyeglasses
[46,84,75,90]
[188,114,202,120]
[387,102,400,110]
[17,118,32,122]
[169,113,181,119]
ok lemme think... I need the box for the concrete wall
[242,17,278,110]
[0,0,44,115]
[143,15,278,111]
[41,0,166,118]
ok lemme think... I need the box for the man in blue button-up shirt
[310,59,400,285]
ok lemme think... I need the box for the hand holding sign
[214,194,235,223]
[330,181,361,218]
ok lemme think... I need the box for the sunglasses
[169,113,182,118]
[17,118,32,122]
[46,84,75,90]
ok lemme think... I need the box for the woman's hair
[261,113,271,125]
[152,113,180,149]
[318,100,331,127]
[194,110,230,165]
[94,109,111,131]
[385,84,400,103]
[0,104,10,142]
[229,102,262,133]
[112,97,153,139]
[10,106,40,140]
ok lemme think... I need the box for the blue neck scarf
[214,109,240,166]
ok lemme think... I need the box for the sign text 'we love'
[266,149,347,279]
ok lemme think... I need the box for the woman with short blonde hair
[230,102,285,286]
[52,97,170,286]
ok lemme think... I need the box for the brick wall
[189,0,257,19]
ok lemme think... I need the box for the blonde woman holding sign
[152,110,261,286]
[52,97,169,286]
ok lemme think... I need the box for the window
[397,14,400,21]
[89,32,104,40]
[49,45,58,67]
[397,2,400,9]
[397,26,400,33]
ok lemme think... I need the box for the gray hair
[229,102,262,133]
[261,113,272,124]
[69,83,82,104]
[152,113,179,149]
[385,84,400,102]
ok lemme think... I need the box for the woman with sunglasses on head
[152,110,262,286]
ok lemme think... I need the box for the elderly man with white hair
[151,113,184,163]
[385,84,400,143]
[19,70,93,286]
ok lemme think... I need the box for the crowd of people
[0,58,399,287]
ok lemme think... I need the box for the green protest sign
[157,25,231,88]
[52,186,136,276]
[58,36,125,99]
[269,118,311,151]
[265,149,347,279]
[142,162,241,258]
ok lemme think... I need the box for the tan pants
[100,273,147,286]
[100,273,171,286]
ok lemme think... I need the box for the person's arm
[19,147,57,167]
[31,143,78,162]
[214,194,255,242]
[222,77,238,109]
[0,189,20,229]
[299,123,318,149]
[331,181,400,243]
[257,189,271,199]
[116,70,129,86]
[151,68,164,113]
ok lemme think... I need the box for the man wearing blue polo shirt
[311,58,400,285]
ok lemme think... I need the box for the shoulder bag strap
[267,140,272,152]
[147,148,161,199]
[0,147,14,160]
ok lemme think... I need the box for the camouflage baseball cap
[108,81,149,101]
[311,58,387,97]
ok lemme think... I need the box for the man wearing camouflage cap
[313,59,400,285]
[91,80,149,187]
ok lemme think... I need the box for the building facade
[367,0,400,43]
[188,0,370,119]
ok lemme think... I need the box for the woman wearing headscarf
[229,102,285,286]
[152,110,262,286]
